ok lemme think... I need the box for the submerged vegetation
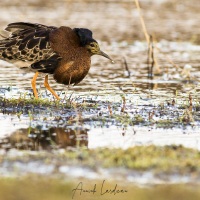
[1,145,200,176]
[0,89,199,130]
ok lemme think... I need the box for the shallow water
[0,39,200,151]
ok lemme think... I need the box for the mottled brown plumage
[0,22,113,99]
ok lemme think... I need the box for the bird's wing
[5,22,56,35]
[0,22,61,71]
[30,54,61,74]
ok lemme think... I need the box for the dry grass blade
[134,0,160,76]
[134,0,149,43]
[122,57,131,77]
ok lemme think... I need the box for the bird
[0,22,114,100]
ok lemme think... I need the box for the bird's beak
[98,50,115,63]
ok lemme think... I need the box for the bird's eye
[90,43,95,47]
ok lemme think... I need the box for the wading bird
[0,22,113,100]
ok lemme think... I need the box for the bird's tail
[0,33,12,61]
[0,37,8,57]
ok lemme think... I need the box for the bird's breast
[53,57,91,85]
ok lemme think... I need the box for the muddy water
[0,0,200,151]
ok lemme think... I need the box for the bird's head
[74,28,114,63]
[85,40,114,62]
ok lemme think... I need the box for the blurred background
[0,0,199,43]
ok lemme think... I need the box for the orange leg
[31,72,39,99]
[44,75,60,100]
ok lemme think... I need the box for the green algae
[95,145,200,173]
[1,145,200,174]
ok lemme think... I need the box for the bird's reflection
[0,127,88,150]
